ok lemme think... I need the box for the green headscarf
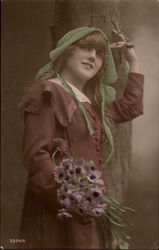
[35,26,117,169]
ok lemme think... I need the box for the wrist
[127,56,139,64]
[128,60,140,73]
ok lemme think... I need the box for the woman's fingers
[125,42,135,49]
[111,41,135,49]
[112,29,135,49]
[112,29,129,42]
[111,30,138,64]
[110,41,127,48]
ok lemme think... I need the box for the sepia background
[1,0,159,249]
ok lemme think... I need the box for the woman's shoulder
[24,78,68,97]
[41,77,71,100]
[19,78,71,105]
[18,78,77,125]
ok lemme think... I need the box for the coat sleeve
[18,84,59,210]
[107,72,144,123]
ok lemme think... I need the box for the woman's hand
[111,30,141,73]
[125,47,140,73]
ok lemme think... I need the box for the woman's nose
[87,49,96,61]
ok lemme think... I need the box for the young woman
[18,26,144,249]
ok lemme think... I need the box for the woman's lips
[81,62,93,69]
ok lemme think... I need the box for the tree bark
[51,0,132,203]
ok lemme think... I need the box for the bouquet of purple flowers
[53,157,107,219]
[52,138,135,249]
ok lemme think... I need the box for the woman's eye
[82,46,90,51]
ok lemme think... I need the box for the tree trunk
[51,0,132,203]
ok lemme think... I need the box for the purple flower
[62,158,73,169]
[69,169,74,175]
[65,175,70,181]
[86,196,92,203]
[90,174,96,180]
[54,156,107,219]
[88,170,102,182]
[75,166,81,174]
[69,192,84,206]
[78,208,84,215]
[57,209,72,220]
[92,207,105,217]
[70,195,75,202]
[60,194,66,200]
[74,158,87,176]
[90,187,103,200]
[61,158,74,177]
[95,179,105,186]
[59,197,71,209]
[87,160,96,171]
[74,192,83,203]
[54,166,66,183]
[53,138,69,156]
[60,184,68,193]
[63,163,71,171]
[98,203,108,210]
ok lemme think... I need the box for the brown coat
[18,73,144,249]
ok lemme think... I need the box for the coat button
[94,124,98,130]
[98,158,103,164]
[96,147,100,152]
[94,137,99,142]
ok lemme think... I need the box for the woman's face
[63,46,104,83]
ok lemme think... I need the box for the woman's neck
[60,71,86,91]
